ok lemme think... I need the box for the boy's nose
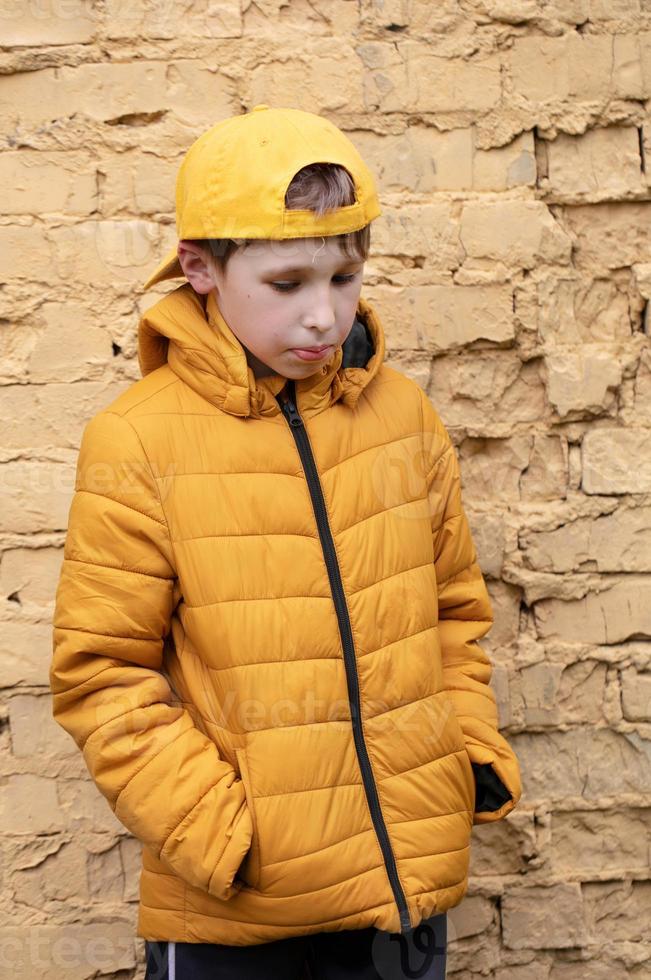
[303,293,337,331]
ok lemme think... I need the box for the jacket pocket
[234,746,261,890]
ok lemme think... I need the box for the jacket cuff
[471,762,513,812]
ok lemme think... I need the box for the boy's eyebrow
[264,260,364,276]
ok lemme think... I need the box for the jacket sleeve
[50,410,252,897]
[419,389,522,825]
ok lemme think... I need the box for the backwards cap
[143,104,382,290]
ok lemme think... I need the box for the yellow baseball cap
[143,104,382,290]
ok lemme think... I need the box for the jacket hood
[137,282,385,420]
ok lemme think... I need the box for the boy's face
[179,237,365,381]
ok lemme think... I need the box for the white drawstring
[168,941,176,980]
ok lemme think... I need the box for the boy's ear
[177,241,218,296]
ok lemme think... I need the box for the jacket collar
[137,282,385,420]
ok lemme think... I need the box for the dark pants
[145,911,447,979]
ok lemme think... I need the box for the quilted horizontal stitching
[135,409,232,418]
[155,470,303,480]
[199,623,438,674]
[256,780,363,801]
[140,884,464,924]
[205,653,339,673]
[81,698,175,751]
[436,560,473,591]
[183,562,433,609]
[174,530,317,544]
[115,726,191,810]
[271,859,389,899]
[366,690,438,722]
[438,618,492,625]
[319,431,422,478]
[389,807,472,827]
[211,715,343,736]
[258,830,474,879]
[75,488,166,526]
[421,841,470,860]
[49,661,123,696]
[105,381,179,416]
[357,621,438,660]
[139,886,398,924]
[184,594,332,609]
[64,556,175,581]
[54,623,161,643]
[348,559,433,598]
[379,747,470,783]
[341,495,428,536]
[264,825,376,870]
[191,694,453,737]
[141,865,179,879]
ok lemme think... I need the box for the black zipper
[276,378,413,934]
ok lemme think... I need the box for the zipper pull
[279,381,304,428]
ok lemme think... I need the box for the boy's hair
[188,163,371,270]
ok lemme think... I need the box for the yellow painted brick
[0,548,65,607]
[563,202,651,270]
[0,460,75,533]
[353,128,534,193]
[503,883,586,950]
[27,303,113,382]
[0,0,97,46]
[361,0,469,36]
[0,60,233,131]
[473,131,536,191]
[359,40,501,113]
[247,39,365,112]
[582,427,651,493]
[460,201,572,268]
[104,0,242,39]
[366,283,513,351]
[164,60,235,125]
[0,62,165,129]
[430,353,545,428]
[0,225,52,281]
[371,203,463,266]
[0,151,97,216]
[0,621,53,684]
[0,923,135,978]
[242,0,358,36]
[510,35,616,101]
[543,127,645,200]
[544,347,623,418]
[0,381,129,450]
[100,149,178,215]
[353,127,473,192]
[588,0,642,16]
[0,774,64,834]
[48,219,159,286]
[9,691,76,762]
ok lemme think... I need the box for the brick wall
[1,2,650,977]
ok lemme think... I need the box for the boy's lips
[290,345,333,361]
[295,344,331,352]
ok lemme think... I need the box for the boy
[50,105,521,979]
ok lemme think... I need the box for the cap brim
[143,245,184,290]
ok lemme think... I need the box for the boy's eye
[270,273,359,293]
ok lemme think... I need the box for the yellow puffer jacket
[50,282,521,946]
